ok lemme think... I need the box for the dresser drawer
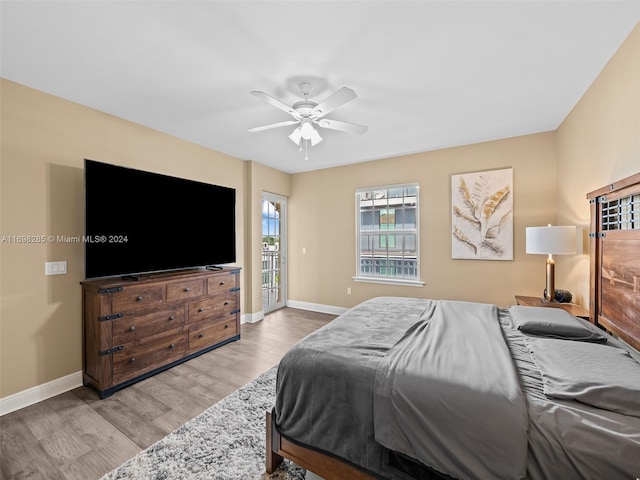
[188,291,237,324]
[112,284,165,313]
[166,279,205,302]
[113,306,185,345]
[188,318,237,352]
[207,273,237,295]
[112,331,186,385]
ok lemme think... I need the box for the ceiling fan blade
[311,87,357,117]
[247,120,300,133]
[316,118,368,135]
[250,91,299,118]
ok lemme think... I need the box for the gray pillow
[525,337,640,417]
[509,305,607,343]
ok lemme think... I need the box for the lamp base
[544,255,555,302]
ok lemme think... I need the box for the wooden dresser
[81,268,240,398]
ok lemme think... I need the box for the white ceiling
[2,1,639,174]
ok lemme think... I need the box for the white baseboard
[242,301,348,323]
[286,300,349,316]
[0,370,83,416]
[241,311,264,324]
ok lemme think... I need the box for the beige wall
[289,132,559,309]
[0,80,247,397]
[556,22,640,307]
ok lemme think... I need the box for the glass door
[262,193,286,313]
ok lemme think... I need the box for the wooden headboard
[587,172,640,351]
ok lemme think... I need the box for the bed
[266,172,640,480]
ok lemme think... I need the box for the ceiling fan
[248,82,367,159]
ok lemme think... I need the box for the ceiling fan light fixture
[300,118,314,139]
[288,127,302,145]
[310,128,323,146]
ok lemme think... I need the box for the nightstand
[514,295,590,320]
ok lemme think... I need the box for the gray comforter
[275,296,432,477]
[273,296,640,479]
[373,300,528,480]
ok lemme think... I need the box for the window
[354,183,424,286]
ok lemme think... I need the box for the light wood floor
[0,308,335,480]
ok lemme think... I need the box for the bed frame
[266,410,375,479]
[266,171,640,479]
[587,171,640,351]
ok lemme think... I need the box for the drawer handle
[219,281,225,286]
[198,333,204,338]
[136,296,143,301]
[198,308,204,313]
[130,357,136,363]
[224,301,230,306]
[169,316,175,321]
[129,326,136,332]
[169,343,176,349]
[184,287,190,292]
[224,324,230,329]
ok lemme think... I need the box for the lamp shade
[526,225,576,255]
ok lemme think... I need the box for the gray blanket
[373,300,528,480]
[274,296,434,478]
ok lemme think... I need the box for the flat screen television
[84,159,236,279]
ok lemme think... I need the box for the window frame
[353,182,424,287]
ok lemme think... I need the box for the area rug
[100,366,305,480]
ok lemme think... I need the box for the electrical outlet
[45,261,67,275]
[347,288,352,295]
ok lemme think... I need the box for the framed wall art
[451,167,513,260]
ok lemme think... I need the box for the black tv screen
[84,159,236,279]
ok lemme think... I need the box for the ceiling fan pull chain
[304,139,309,161]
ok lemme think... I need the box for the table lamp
[526,225,576,302]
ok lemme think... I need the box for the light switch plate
[45,261,67,275]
